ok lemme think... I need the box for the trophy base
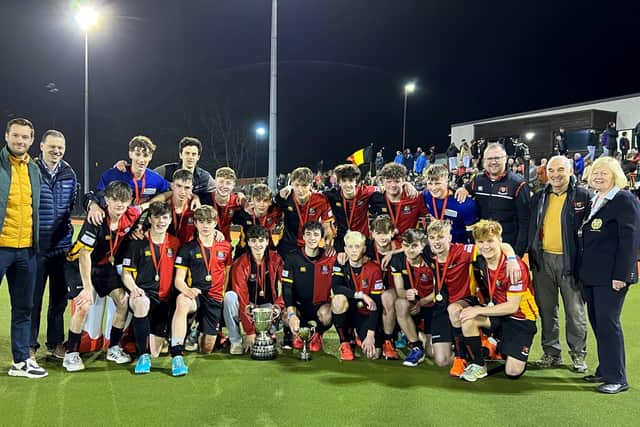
[299,351,312,361]
[250,343,278,361]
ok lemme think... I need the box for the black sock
[464,336,484,365]
[67,331,82,353]
[453,327,466,359]
[333,312,349,343]
[383,331,394,341]
[132,316,150,354]
[109,326,124,349]
[316,322,330,336]
[170,345,184,357]
[283,326,292,337]
[410,340,424,350]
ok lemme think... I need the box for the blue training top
[423,190,478,243]
[97,167,169,203]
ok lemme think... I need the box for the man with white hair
[527,155,592,372]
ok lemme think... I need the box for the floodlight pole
[267,0,278,190]
[83,31,90,193]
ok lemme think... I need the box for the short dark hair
[194,205,217,222]
[246,225,269,241]
[334,164,361,181]
[371,215,394,234]
[148,201,171,217]
[302,220,324,237]
[41,129,65,143]
[6,118,34,137]
[401,228,426,244]
[379,163,407,180]
[104,181,132,202]
[251,184,273,201]
[179,137,202,155]
[172,168,194,183]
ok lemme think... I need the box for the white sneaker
[106,345,132,364]
[230,342,244,355]
[8,359,49,378]
[63,352,85,372]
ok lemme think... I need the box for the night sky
[2,0,639,187]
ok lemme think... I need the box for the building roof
[451,92,640,127]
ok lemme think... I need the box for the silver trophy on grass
[246,305,281,360]
[298,322,316,361]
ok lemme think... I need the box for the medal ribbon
[385,194,403,228]
[253,256,267,301]
[171,198,189,236]
[348,264,364,293]
[213,193,231,222]
[431,196,449,220]
[405,257,425,293]
[147,233,168,281]
[434,251,453,298]
[107,215,124,262]
[341,193,357,230]
[132,171,147,205]
[293,195,311,229]
[197,238,215,280]
[487,254,506,304]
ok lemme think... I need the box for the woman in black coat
[577,157,640,394]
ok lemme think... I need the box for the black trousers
[583,285,628,384]
[30,253,68,350]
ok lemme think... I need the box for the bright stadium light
[525,132,535,141]
[256,126,267,137]
[402,81,417,150]
[75,5,100,31]
[404,82,416,94]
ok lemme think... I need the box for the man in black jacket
[455,143,530,256]
[527,156,591,372]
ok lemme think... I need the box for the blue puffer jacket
[37,159,78,257]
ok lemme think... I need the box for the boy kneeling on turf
[121,201,181,374]
[169,206,232,376]
[63,181,141,372]
[459,220,539,382]
[331,231,384,361]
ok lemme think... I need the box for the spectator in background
[31,130,77,361]
[446,142,460,172]
[537,158,548,186]
[428,146,436,166]
[619,132,630,159]
[470,139,480,167]
[604,121,618,157]
[459,140,472,168]
[586,129,597,161]
[375,150,385,175]
[393,150,403,165]
[556,128,568,156]
[414,150,427,175]
[402,148,414,174]
[634,121,640,151]
[574,153,585,180]
[581,158,593,185]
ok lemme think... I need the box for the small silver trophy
[298,323,316,361]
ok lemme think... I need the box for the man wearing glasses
[455,143,530,257]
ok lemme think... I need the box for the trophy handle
[244,304,255,323]
[271,305,282,322]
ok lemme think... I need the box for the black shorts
[296,301,330,327]
[347,304,383,347]
[454,296,478,307]
[416,305,452,343]
[195,296,223,336]
[65,261,123,299]
[129,291,171,338]
[488,317,537,362]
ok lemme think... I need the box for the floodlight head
[75,5,100,31]
[256,127,267,137]
[404,82,416,94]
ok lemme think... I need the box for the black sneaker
[8,359,48,379]
[281,331,293,350]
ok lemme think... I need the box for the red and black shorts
[487,317,537,362]
[65,261,123,299]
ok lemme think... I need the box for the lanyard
[431,196,449,220]
[348,264,364,292]
[171,198,189,235]
[487,254,506,303]
[132,172,147,205]
[107,215,124,263]
[197,238,215,280]
[341,192,357,230]
[147,233,168,281]
[293,195,311,227]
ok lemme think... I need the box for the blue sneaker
[395,332,407,349]
[171,355,189,377]
[402,347,425,367]
[134,353,151,374]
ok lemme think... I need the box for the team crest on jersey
[228,210,234,216]
[498,186,508,195]
[320,265,329,275]
[266,217,273,223]
[300,266,307,273]
[420,273,429,282]
[402,206,411,213]
[361,279,368,288]
[496,280,502,289]
[195,253,203,259]
[381,207,388,213]
[144,250,151,256]
[167,248,174,257]
[288,206,294,212]
[187,218,194,224]
[336,202,342,207]
[217,251,226,259]
[309,208,316,216]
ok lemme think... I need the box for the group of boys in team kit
[61,135,539,382]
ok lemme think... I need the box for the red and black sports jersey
[121,233,181,301]
[66,206,141,266]
[389,252,434,298]
[175,239,232,302]
[365,239,402,290]
[478,257,538,321]
[232,250,284,335]
[205,191,243,241]
[231,204,283,257]
[325,186,376,250]
[281,248,336,306]
[331,261,384,316]
[275,192,334,255]
[424,243,475,303]
[168,198,196,244]
[369,191,428,240]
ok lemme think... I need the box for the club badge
[591,218,603,230]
